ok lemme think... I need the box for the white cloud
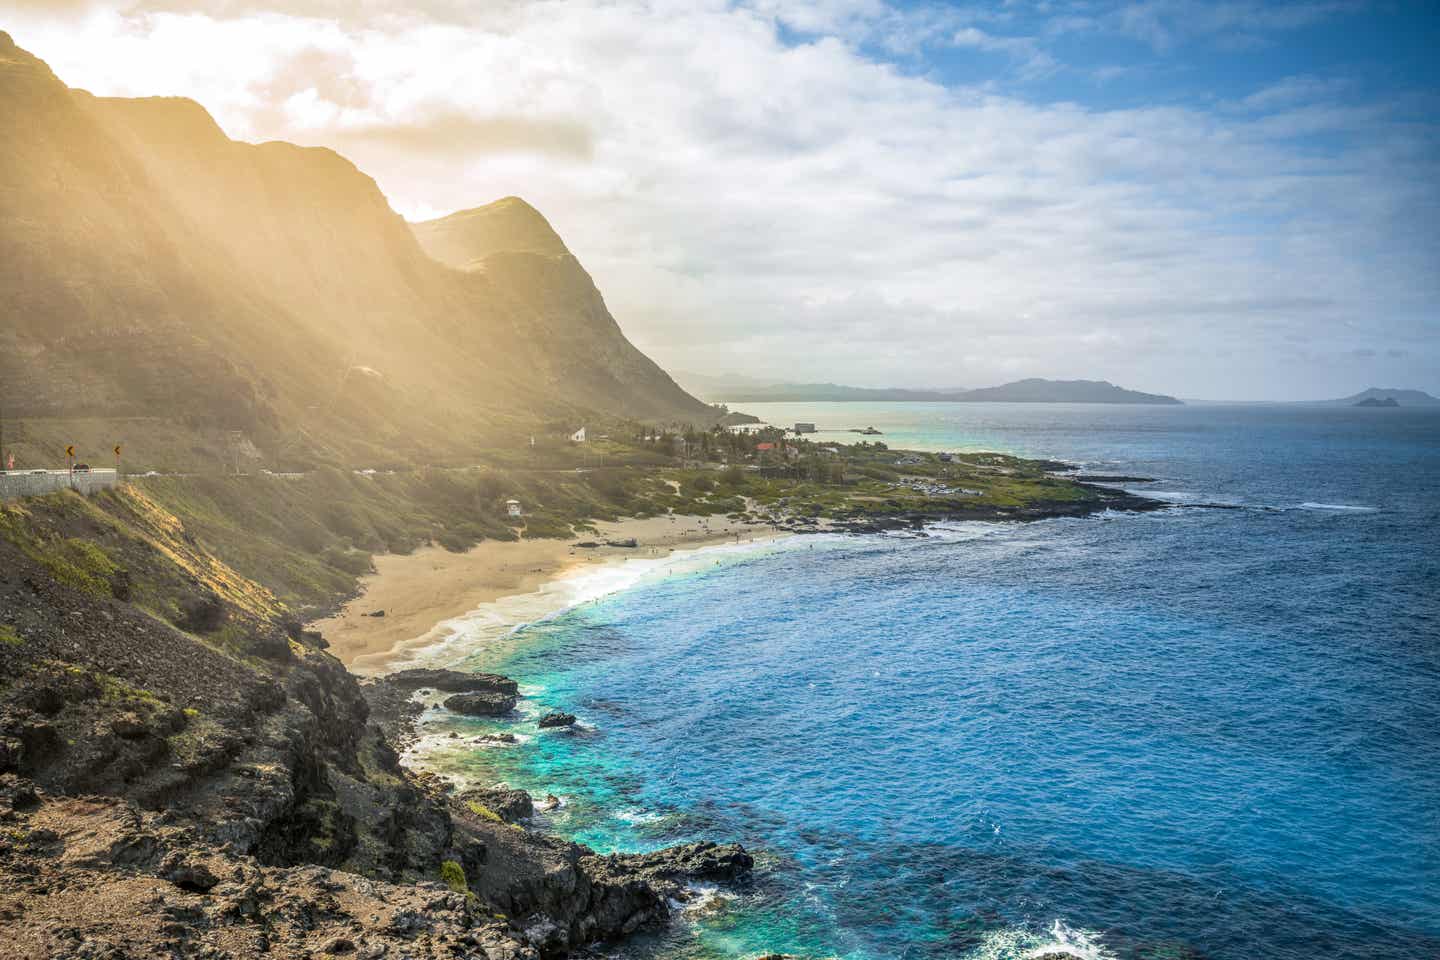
[5,0,1436,399]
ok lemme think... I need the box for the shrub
[320,545,373,576]
[439,860,468,895]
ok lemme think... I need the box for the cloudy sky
[10,1,1439,399]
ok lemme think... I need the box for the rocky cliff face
[0,32,713,456]
[0,488,751,957]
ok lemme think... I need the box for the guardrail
[0,468,120,501]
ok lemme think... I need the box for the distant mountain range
[678,373,1183,405]
[1315,388,1440,407]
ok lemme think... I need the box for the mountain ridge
[678,373,1182,405]
[0,32,712,468]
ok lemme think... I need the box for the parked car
[73,463,90,472]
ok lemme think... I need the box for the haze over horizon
[9,1,1438,400]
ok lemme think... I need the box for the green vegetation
[0,625,22,647]
[4,415,1104,629]
[439,859,469,895]
[465,800,503,823]
[97,430,1103,609]
[0,496,128,599]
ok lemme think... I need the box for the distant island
[678,373,1182,405]
[1321,387,1439,407]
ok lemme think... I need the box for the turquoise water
[429,403,1440,960]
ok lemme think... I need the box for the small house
[506,499,523,518]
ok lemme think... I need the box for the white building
[506,499,523,518]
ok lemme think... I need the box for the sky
[8,0,1439,399]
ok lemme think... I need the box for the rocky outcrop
[827,485,1169,535]
[537,712,577,729]
[385,669,519,696]
[0,784,538,960]
[363,670,521,743]
[460,787,534,823]
[445,690,519,716]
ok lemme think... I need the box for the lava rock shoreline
[813,483,1169,536]
[0,498,754,960]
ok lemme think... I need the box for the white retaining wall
[0,469,120,501]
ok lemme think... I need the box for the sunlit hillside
[0,31,711,469]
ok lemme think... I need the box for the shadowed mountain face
[410,199,713,428]
[0,33,710,462]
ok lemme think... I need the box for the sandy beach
[311,514,781,673]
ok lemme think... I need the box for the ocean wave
[1134,489,1198,502]
[967,920,1116,960]
[612,805,663,825]
[385,534,806,673]
[1296,502,1379,512]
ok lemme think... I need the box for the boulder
[163,855,220,893]
[537,712,576,729]
[444,691,517,716]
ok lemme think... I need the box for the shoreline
[311,514,787,675]
[315,486,1164,677]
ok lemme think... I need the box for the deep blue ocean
[430,403,1439,960]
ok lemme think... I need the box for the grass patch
[0,625,22,647]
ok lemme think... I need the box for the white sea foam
[384,534,806,673]
[1297,502,1378,512]
[612,805,663,825]
[965,920,1116,960]
[1136,488,1198,502]
[672,882,737,919]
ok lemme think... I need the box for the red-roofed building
[756,442,775,451]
